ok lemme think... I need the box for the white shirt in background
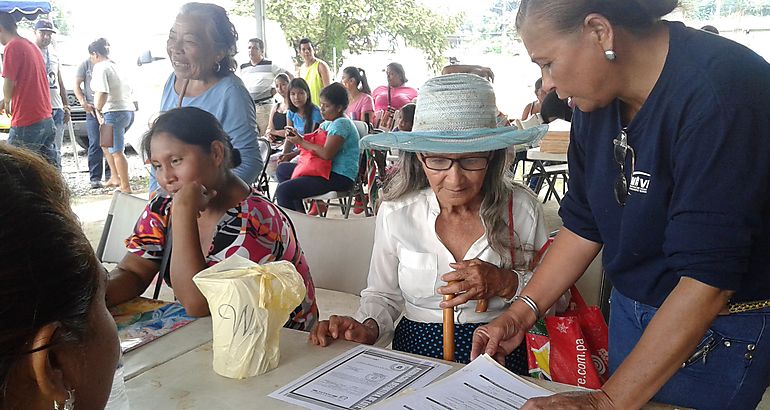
[91,60,134,113]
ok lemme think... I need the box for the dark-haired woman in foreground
[0,144,120,409]
[106,107,317,331]
[473,0,770,408]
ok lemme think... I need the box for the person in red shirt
[0,13,56,167]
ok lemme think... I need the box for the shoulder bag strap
[177,79,189,108]
[153,218,173,299]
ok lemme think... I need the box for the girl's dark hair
[534,78,543,90]
[274,73,290,98]
[275,73,290,85]
[88,37,110,56]
[0,145,100,399]
[516,0,678,34]
[387,62,408,84]
[287,78,318,134]
[178,2,238,76]
[399,103,416,124]
[342,66,372,95]
[320,82,349,111]
[142,107,241,169]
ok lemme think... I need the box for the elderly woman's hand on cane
[438,259,519,310]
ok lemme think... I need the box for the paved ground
[61,140,149,198]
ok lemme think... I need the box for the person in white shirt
[309,74,567,374]
[89,38,135,193]
[239,37,291,135]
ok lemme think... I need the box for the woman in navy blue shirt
[472,1,770,409]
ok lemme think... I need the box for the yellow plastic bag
[192,254,306,379]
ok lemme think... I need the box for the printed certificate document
[270,345,451,409]
[372,354,554,409]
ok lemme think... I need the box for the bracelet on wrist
[502,269,524,304]
[512,294,541,320]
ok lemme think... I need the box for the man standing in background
[239,37,291,135]
[74,50,110,188]
[297,38,330,106]
[0,13,57,166]
[34,19,70,168]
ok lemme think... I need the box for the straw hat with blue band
[360,73,548,153]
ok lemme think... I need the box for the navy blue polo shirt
[560,21,770,307]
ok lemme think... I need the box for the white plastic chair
[281,207,375,296]
[95,191,147,264]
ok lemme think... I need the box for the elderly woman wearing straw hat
[309,74,568,373]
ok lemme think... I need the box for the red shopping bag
[526,286,609,389]
[292,129,332,179]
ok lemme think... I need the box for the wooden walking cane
[443,284,490,362]
[443,281,458,361]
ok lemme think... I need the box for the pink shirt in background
[372,85,418,112]
[345,93,375,121]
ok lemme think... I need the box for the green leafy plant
[232,0,460,73]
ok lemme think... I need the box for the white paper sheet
[372,354,554,409]
[269,345,452,409]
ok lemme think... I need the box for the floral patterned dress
[126,190,317,331]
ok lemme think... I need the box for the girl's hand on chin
[173,182,217,217]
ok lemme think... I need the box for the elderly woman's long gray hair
[382,150,535,270]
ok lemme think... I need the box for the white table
[527,146,567,163]
[123,285,365,382]
[125,324,676,409]
[123,317,212,381]
[126,328,374,409]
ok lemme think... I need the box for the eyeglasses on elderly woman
[419,154,492,171]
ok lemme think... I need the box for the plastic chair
[95,191,147,264]
[281,207,375,296]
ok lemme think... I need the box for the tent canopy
[0,1,51,21]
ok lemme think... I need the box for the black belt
[253,97,272,105]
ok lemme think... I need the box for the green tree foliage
[473,0,520,54]
[680,0,770,19]
[232,0,460,73]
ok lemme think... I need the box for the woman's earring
[214,62,221,73]
[53,389,75,410]
[604,50,617,61]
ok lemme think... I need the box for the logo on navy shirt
[629,171,650,194]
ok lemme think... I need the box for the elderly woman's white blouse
[353,185,561,344]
